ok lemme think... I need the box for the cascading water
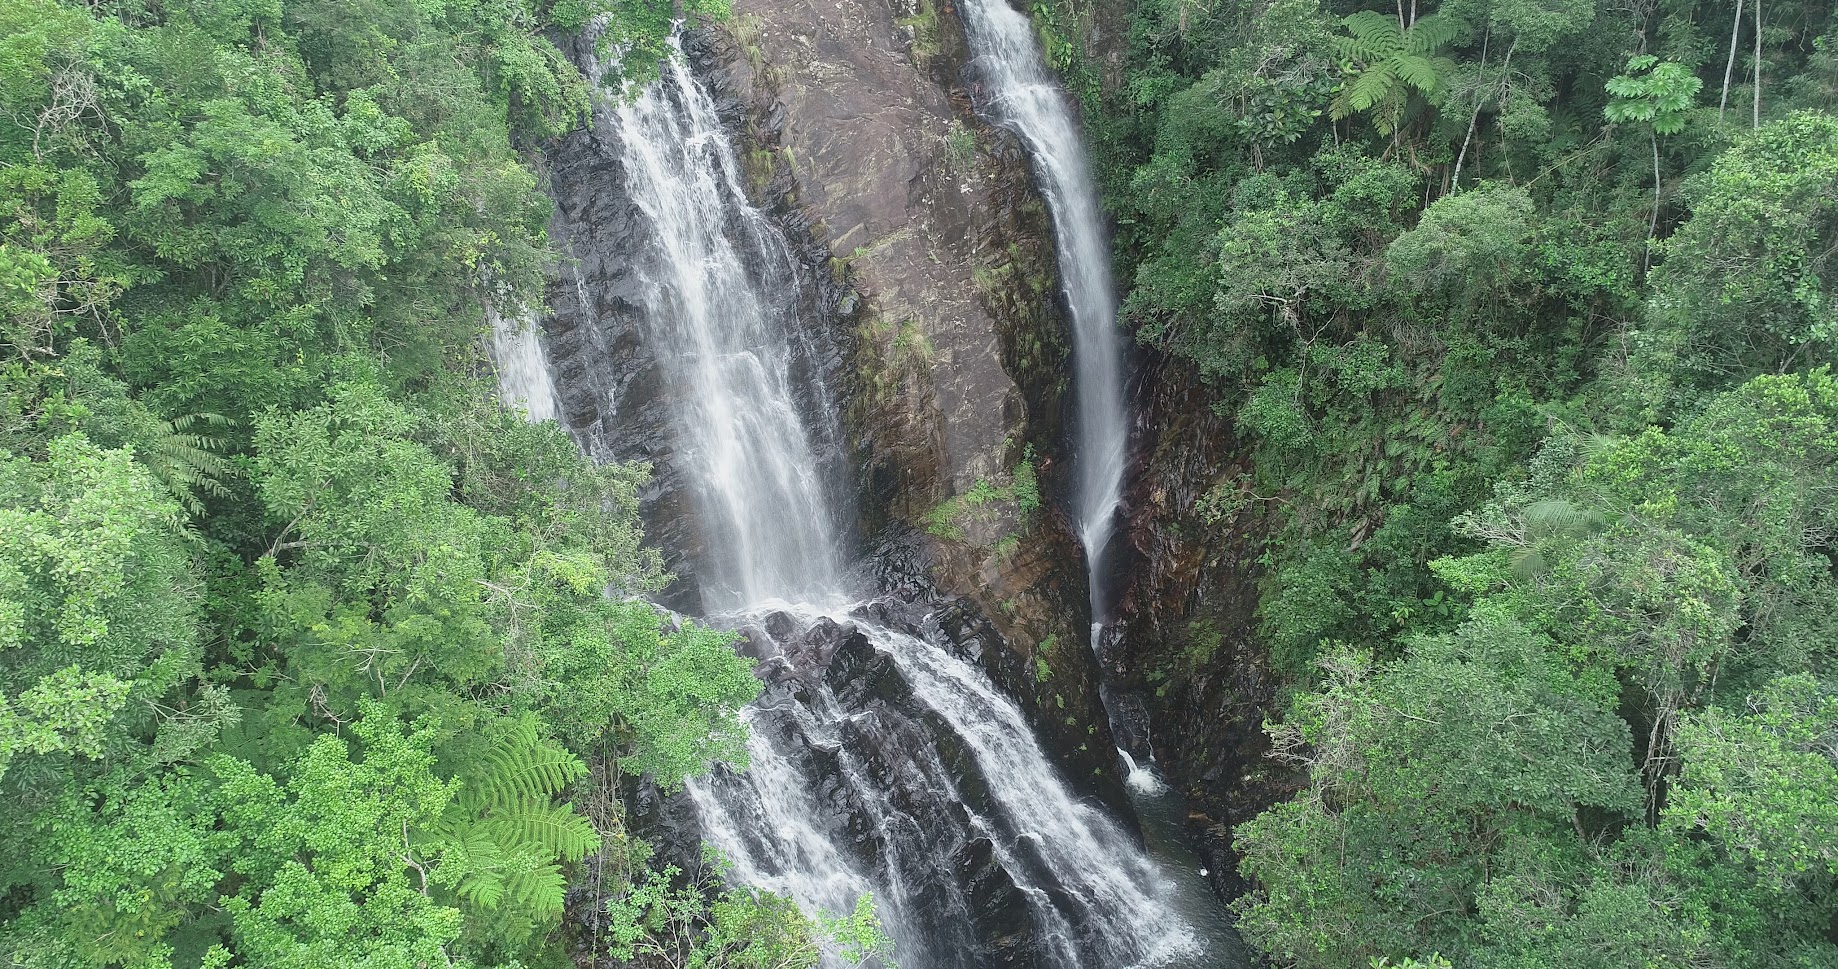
[953,0,1128,611]
[609,52,847,610]
[519,26,1245,969]
[955,2,1247,963]
[490,311,561,422]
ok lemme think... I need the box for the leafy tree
[1669,674,1838,890]
[0,433,200,782]
[0,0,772,962]
[606,854,896,969]
[1632,113,1838,413]
[1603,54,1702,260]
[1083,0,1838,963]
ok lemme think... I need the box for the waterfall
[954,0,1129,617]
[1118,748,1170,796]
[495,26,1245,969]
[691,603,1201,968]
[489,311,561,422]
[609,51,847,611]
[954,4,1249,965]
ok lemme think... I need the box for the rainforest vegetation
[0,0,897,964]
[1054,0,1838,964]
[6,0,1837,962]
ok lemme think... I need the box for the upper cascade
[956,0,1130,617]
[600,34,848,612]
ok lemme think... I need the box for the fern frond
[466,727,589,813]
[1511,548,1548,580]
[142,412,234,518]
[1524,498,1605,540]
[1403,13,1465,54]
[1343,11,1403,49]
[1330,87,1356,122]
[501,864,567,919]
[480,801,601,862]
[450,832,509,908]
[1345,68,1399,113]
[1393,55,1442,95]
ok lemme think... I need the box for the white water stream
[956,3,1247,965]
[490,311,561,422]
[609,51,848,611]
[955,0,1129,605]
[497,21,1244,969]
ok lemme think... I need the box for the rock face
[689,1,1115,775]
[636,595,1180,969]
[1109,355,1303,899]
[710,0,1059,508]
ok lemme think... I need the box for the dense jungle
[1,0,1833,966]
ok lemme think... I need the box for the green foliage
[1330,11,1466,136]
[0,0,765,963]
[1092,0,1838,963]
[1604,55,1702,135]
[1632,112,1838,413]
[432,715,598,933]
[1670,674,1838,890]
[922,448,1043,546]
[0,433,199,781]
[607,854,896,968]
[1239,371,1838,966]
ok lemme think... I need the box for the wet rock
[536,31,858,613]
[694,6,1099,763]
[954,837,1038,963]
[826,629,914,707]
[1110,352,1304,900]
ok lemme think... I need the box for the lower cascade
[513,24,1246,969]
[686,602,1200,968]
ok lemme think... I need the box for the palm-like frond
[460,718,590,813]
[478,801,600,863]
[431,717,601,923]
[1335,10,1403,62]
[1403,13,1465,55]
[1339,67,1401,116]
[141,413,233,518]
[1330,11,1466,129]
[1524,498,1607,541]
[1393,55,1444,95]
[501,864,567,919]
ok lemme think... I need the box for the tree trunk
[1753,0,1762,128]
[1720,0,1743,121]
[1451,29,1491,193]
[1646,131,1660,273]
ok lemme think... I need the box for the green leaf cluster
[0,0,769,964]
[1076,0,1838,963]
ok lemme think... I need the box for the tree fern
[429,716,600,927]
[1331,12,1464,134]
[500,863,568,920]
[463,718,590,813]
[138,413,232,519]
[478,800,600,863]
[440,827,508,908]
[1511,498,1608,578]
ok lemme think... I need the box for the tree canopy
[1062,0,1838,962]
[0,0,819,964]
